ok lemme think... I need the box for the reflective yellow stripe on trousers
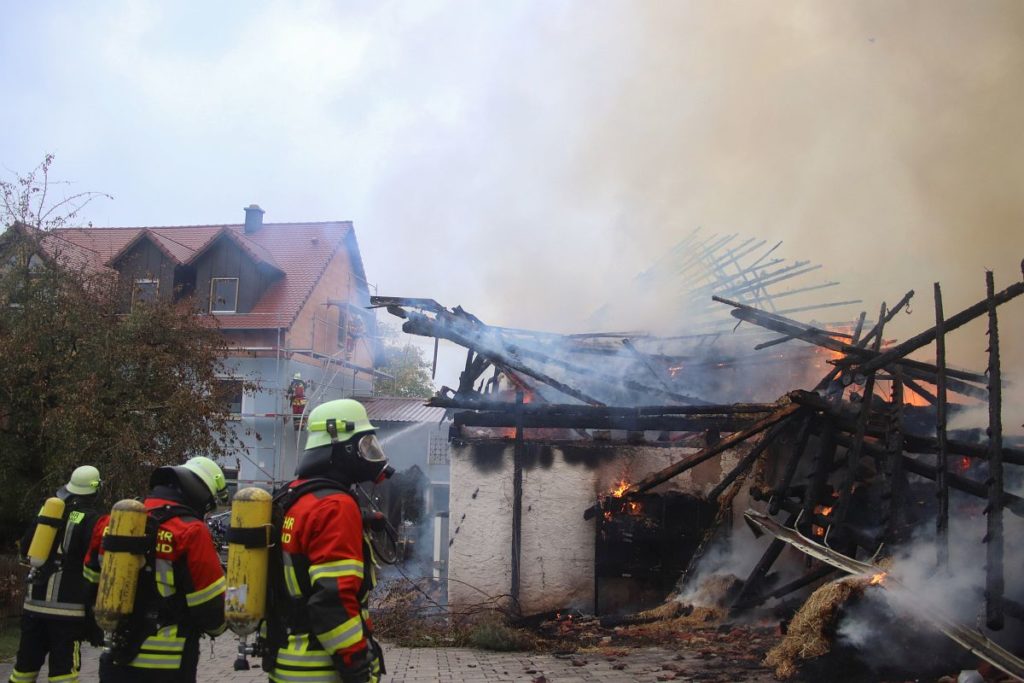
[128,626,186,669]
[268,633,339,683]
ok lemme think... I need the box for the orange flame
[869,572,886,586]
[610,480,630,498]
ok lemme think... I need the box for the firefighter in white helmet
[9,466,103,683]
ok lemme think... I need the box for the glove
[333,648,375,683]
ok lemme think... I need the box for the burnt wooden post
[985,272,1004,631]
[510,390,525,614]
[934,282,950,569]
[883,373,905,541]
[770,414,814,515]
[835,302,887,524]
[802,421,837,528]
[732,511,799,609]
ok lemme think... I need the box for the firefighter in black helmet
[84,457,228,682]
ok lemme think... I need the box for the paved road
[0,634,774,682]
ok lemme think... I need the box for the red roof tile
[51,221,360,329]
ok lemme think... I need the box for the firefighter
[287,373,307,430]
[9,466,103,683]
[263,398,393,683]
[83,456,229,683]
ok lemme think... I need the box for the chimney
[243,204,265,233]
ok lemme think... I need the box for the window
[216,378,244,417]
[210,278,239,313]
[132,279,159,308]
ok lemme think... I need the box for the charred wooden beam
[623,403,802,496]
[935,282,950,569]
[709,417,796,501]
[429,397,775,416]
[455,412,758,432]
[731,511,800,609]
[896,364,989,401]
[859,289,914,349]
[902,375,938,406]
[773,299,863,316]
[749,490,881,554]
[739,565,837,607]
[985,271,1004,631]
[789,390,1024,466]
[402,311,606,405]
[899,457,1024,518]
[581,403,803,522]
[856,277,1024,374]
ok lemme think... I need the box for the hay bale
[764,575,869,680]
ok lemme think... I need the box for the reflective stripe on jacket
[82,496,227,669]
[22,498,101,620]
[269,480,376,682]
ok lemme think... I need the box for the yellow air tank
[225,487,273,636]
[27,497,66,569]
[94,499,148,633]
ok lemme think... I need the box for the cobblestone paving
[0,635,776,682]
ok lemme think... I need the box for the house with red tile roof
[9,205,382,487]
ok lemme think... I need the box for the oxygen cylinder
[225,487,273,636]
[27,497,66,568]
[94,499,148,633]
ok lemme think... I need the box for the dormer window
[210,277,239,313]
[132,279,159,309]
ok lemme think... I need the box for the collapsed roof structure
[374,233,1024,679]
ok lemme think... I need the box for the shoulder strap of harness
[272,477,348,513]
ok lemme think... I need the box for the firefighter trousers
[8,612,82,683]
[98,636,200,683]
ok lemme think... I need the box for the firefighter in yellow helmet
[84,456,229,682]
[262,399,393,683]
[9,466,103,683]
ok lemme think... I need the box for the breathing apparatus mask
[297,431,394,484]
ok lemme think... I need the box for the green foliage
[373,324,435,398]
[0,158,245,548]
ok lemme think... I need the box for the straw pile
[764,575,870,680]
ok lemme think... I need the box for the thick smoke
[355,2,1024,402]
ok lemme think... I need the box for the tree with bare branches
[0,158,248,547]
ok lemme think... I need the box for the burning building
[374,237,1024,679]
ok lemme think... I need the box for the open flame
[869,572,887,586]
[811,503,835,537]
[610,480,630,498]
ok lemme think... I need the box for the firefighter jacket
[20,495,101,620]
[267,479,376,683]
[83,490,227,671]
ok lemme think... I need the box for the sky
[2,0,1023,409]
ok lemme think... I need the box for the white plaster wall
[448,439,746,614]
[447,443,514,610]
